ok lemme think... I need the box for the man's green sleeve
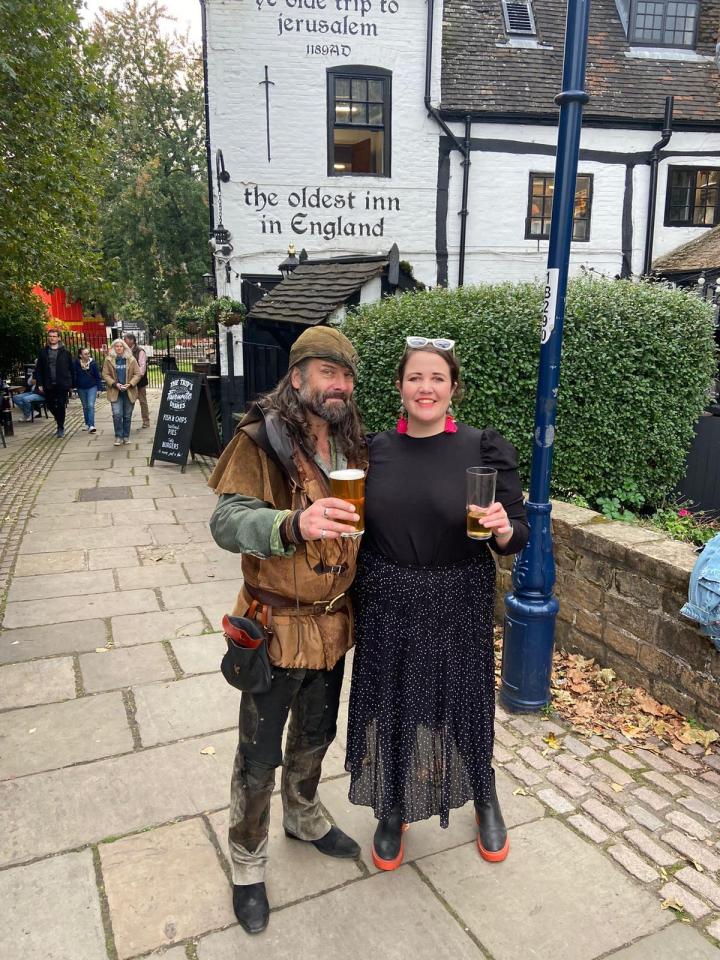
[210,493,294,558]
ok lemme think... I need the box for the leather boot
[284,824,360,859]
[372,809,407,871]
[475,771,509,862]
[232,882,269,935]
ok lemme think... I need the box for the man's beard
[298,383,352,425]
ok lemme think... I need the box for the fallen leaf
[95,647,109,654]
[200,746,216,757]
[512,787,528,796]
[691,859,705,873]
[660,899,686,915]
[597,668,616,686]
[610,783,624,793]
[543,734,563,750]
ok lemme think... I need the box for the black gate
[242,341,285,406]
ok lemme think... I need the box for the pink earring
[444,404,458,433]
[396,405,408,434]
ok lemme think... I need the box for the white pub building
[201,0,720,406]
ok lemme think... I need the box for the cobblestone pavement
[0,393,719,959]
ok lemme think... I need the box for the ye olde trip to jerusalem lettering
[254,0,400,42]
[244,185,401,241]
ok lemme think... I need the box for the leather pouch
[220,613,272,693]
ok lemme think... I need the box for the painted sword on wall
[259,66,274,163]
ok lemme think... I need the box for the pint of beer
[466,467,497,541]
[329,468,365,537]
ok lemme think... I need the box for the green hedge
[342,277,716,509]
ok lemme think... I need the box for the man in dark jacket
[35,329,74,437]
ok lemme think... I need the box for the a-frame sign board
[150,371,222,473]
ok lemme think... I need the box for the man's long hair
[259,359,366,462]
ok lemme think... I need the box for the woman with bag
[345,337,529,869]
[102,339,141,445]
[73,346,102,433]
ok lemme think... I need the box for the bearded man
[208,326,366,935]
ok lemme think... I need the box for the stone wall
[495,502,720,729]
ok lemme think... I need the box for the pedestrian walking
[34,329,74,438]
[102,339,141,445]
[208,327,365,935]
[123,333,150,427]
[345,338,529,869]
[73,347,102,433]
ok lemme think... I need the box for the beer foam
[329,469,365,480]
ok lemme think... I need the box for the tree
[0,0,108,298]
[91,1,209,332]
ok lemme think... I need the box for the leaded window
[327,67,391,177]
[629,0,699,48]
[525,173,593,241]
[665,168,720,226]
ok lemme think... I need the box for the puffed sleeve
[481,428,529,556]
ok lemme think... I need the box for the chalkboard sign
[150,371,221,472]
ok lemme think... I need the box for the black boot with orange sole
[475,771,509,862]
[371,810,409,871]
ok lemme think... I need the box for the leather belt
[244,584,348,635]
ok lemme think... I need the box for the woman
[345,337,529,870]
[73,346,102,433]
[102,339,141,445]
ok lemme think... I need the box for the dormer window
[629,0,699,48]
[502,0,537,35]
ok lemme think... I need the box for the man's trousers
[228,657,345,885]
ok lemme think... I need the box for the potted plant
[206,296,246,327]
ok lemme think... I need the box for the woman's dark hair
[77,346,90,358]
[396,346,464,402]
[259,359,366,462]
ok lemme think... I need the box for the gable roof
[653,224,720,274]
[247,257,388,326]
[441,0,720,126]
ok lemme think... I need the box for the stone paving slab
[111,608,209,646]
[17,526,152,554]
[208,794,363,906]
[418,818,671,960]
[0,850,107,960]
[3,588,157,628]
[170,633,226,675]
[88,546,140,569]
[0,691,133,779]
[159,579,243,611]
[0,619,107,664]
[0,657,75,710]
[606,924,720,958]
[155,496,217,517]
[181,560,241,584]
[196,866,485,960]
[0,730,236,867]
[13,549,87,576]
[318,767,543,875]
[80,644,176,694]
[100,818,235,959]
[26,514,114,534]
[7,568,115,602]
[117,563,189,591]
[110,509,179,527]
[133,673,238,746]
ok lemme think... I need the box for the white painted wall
[205,2,720,292]
[205,0,443,292]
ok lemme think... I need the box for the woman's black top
[362,424,529,567]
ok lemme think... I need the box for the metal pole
[500,0,591,712]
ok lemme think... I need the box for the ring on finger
[320,528,326,539]
[323,507,329,519]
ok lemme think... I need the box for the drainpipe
[457,116,472,287]
[425,0,471,285]
[642,96,674,276]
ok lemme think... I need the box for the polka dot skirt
[345,548,497,829]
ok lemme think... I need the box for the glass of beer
[466,467,497,540]
[329,469,365,537]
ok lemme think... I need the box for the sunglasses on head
[405,336,455,351]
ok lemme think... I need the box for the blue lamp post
[500,0,591,712]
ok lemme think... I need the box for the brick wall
[495,501,720,729]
